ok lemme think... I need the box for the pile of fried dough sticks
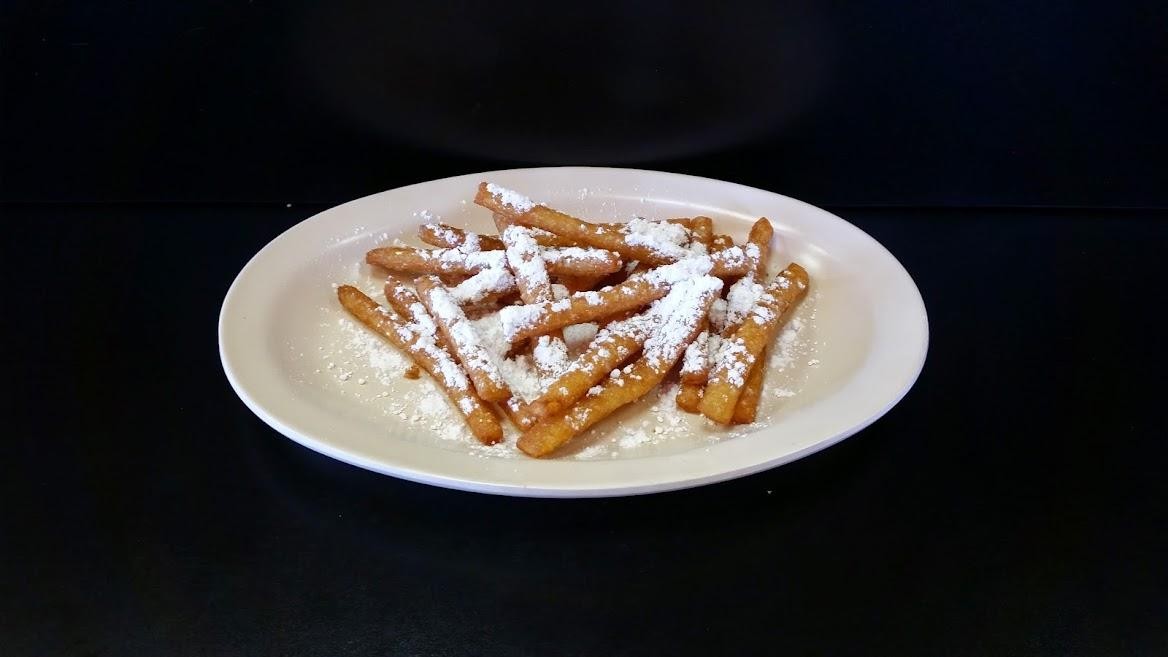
[337,183,808,457]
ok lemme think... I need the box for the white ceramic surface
[219,167,928,497]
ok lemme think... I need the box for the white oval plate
[219,167,927,497]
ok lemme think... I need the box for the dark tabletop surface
[3,203,1165,656]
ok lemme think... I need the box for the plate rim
[218,166,929,497]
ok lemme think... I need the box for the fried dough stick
[525,309,659,419]
[518,276,722,457]
[414,276,512,402]
[675,217,717,412]
[475,182,754,276]
[700,263,809,424]
[419,223,579,250]
[367,246,620,278]
[497,258,714,345]
[729,218,774,423]
[336,285,502,444]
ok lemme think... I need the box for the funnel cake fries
[700,263,810,424]
[367,245,620,278]
[414,275,512,402]
[335,183,811,456]
[419,222,578,250]
[518,276,723,457]
[336,285,503,444]
[475,182,757,277]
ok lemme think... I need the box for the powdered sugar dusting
[641,255,714,286]
[448,267,515,304]
[419,281,508,388]
[642,276,723,367]
[486,183,536,212]
[724,277,764,329]
[680,330,709,377]
[620,217,693,260]
[319,184,819,460]
[501,225,551,303]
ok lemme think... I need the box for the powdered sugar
[711,336,751,387]
[620,216,693,260]
[680,330,709,376]
[642,276,723,367]
[419,281,508,388]
[562,322,598,350]
[485,183,536,212]
[708,298,728,333]
[532,334,570,377]
[470,313,564,404]
[724,277,764,329]
[448,267,515,304]
[410,245,506,271]
[542,247,620,268]
[641,255,714,286]
[501,225,551,303]
[327,185,819,459]
[498,304,545,340]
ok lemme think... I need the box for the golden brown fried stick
[675,382,703,413]
[366,246,504,276]
[721,217,776,336]
[497,257,716,344]
[336,285,502,444]
[500,224,571,379]
[489,193,754,277]
[518,276,722,457]
[691,216,713,249]
[540,247,623,276]
[414,276,512,402]
[675,216,716,412]
[419,222,578,249]
[368,245,620,279]
[700,264,809,424]
[731,348,767,424]
[746,217,773,278]
[525,309,661,419]
[724,219,770,418]
[477,182,721,268]
[556,273,608,293]
[383,280,453,353]
[444,267,517,305]
[501,397,539,430]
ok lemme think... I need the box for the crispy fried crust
[419,223,578,249]
[336,285,502,444]
[414,276,512,402]
[691,216,714,247]
[527,323,647,419]
[675,217,716,411]
[557,273,608,292]
[731,348,767,424]
[675,382,704,413]
[711,217,774,420]
[747,218,773,279]
[500,276,667,345]
[699,264,809,424]
[383,280,453,352]
[368,245,619,278]
[517,282,717,457]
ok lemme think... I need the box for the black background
[3,1,1166,207]
[2,2,1167,656]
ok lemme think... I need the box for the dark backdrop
[2,0,1165,207]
